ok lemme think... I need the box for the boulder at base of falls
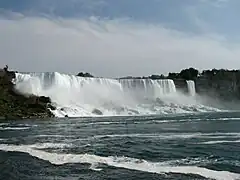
[47,103,57,111]
[39,96,51,104]
[92,108,103,115]
[0,68,54,120]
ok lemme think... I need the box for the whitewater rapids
[13,72,220,117]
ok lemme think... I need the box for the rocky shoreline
[0,68,54,120]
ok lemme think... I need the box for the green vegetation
[154,68,240,81]
[201,69,240,81]
[118,67,240,81]
[167,68,199,80]
[77,72,94,77]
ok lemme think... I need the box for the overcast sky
[0,0,240,77]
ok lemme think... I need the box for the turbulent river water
[1,72,239,179]
[0,112,240,180]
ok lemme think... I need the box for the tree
[77,72,94,77]
[179,68,199,80]
[168,72,178,79]
[149,74,165,80]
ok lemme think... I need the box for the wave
[0,127,30,130]
[28,143,73,149]
[13,72,220,117]
[0,144,239,180]
[200,140,240,144]
[91,132,240,140]
[0,123,9,126]
[36,134,75,138]
[92,133,200,139]
[31,132,240,143]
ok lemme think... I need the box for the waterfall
[13,72,217,117]
[119,79,176,99]
[186,80,196,96]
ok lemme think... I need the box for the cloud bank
[0,13,240,77]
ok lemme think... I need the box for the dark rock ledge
[0,66,55,120]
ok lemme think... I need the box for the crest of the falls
[119,78,176,99]
[186,80,196,96]
[13,72,219,117]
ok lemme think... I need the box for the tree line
[150,68,240,81]
[77,68,240,81]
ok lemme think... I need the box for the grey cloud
[0,15,240,78]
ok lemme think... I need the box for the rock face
[195,78,240,101]
[0,70,54,120]
[174,77,240,102]
[169,68,240,102]
[173,79,188,94]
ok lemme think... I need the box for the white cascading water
[13,72,219,117]
[186,80,196,96]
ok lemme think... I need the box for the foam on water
[93,133,200,139]
[29,143,73,149]
[0,144,239,180]
[200,140,240,144]
[92,132,240,140]
[40,132,240,144]
[13,72,219,117]
[0,127,30,130]
[36,134,75,138]
[0,123,9,126]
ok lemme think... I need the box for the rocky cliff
[0,69,54,119]
[169,68,240,102]
[195,78,240,101]
[174,77,240,102]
